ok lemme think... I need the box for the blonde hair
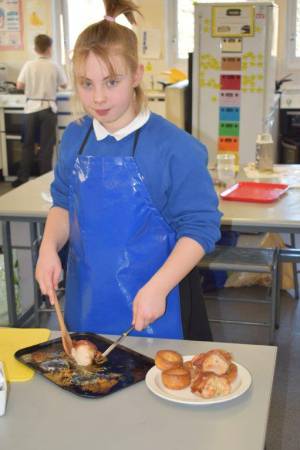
[71,0,146,118]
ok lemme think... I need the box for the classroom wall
[1,1,300,87]
[1,0,52,82]
[136,0,169,90]
[137,0,300,89]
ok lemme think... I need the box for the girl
[36,0,221,340]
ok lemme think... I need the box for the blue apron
[64,124,184,338]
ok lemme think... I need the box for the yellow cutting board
[0,327,50,382]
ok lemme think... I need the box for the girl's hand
[35,247,62,302]
[132,282,168,331]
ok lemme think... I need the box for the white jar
[255,133,274,171]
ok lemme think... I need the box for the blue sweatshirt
[51,113,222,253]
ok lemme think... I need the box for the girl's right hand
[35,248,62,301]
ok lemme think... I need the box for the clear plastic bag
[225,233,294,290]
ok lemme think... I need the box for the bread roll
[162,367,191,390]
[155,350,183,371]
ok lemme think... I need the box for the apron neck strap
[78,122,93,155]
[132,128,140,157]
[78,122,141,156]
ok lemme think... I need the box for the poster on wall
[140,29,161,59]
[0,0,23,50]
[26,0,47,57]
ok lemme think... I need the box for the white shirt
[93,108,150,141]
[17,57,67,114]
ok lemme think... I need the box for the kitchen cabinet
[146,90,166,116]
[0,92,73,180]
[0,95,26,179]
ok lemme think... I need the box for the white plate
[145,355,252,405]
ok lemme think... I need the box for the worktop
[0,334,277,450]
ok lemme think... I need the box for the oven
[0,94,26,179]
[280,109,300,137]
[279,89,300,163]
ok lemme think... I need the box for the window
[66,0,105,52]
[287,0,300,67]
[53,0,131,65]
[167,0,194,68]
[177,0,194,59]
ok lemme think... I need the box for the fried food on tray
[80,376,119,394]
[31,351,50,363]
[44,368,73,386]
[155,348,238,399]
[71,340,106,366]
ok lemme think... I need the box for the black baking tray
[15,332,154,398]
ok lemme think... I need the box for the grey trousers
[18,108,57,181]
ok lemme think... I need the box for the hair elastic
[104,15,115,22]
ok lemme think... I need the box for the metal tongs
[102,325,135,358]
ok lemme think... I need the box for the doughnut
[155,350,183,371]
[161,366,191,390]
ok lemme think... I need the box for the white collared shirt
[93,108,150,141]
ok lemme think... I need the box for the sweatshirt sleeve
[163,135,222,254]
[50,123,78,210]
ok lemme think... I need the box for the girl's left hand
[132,282,167,331]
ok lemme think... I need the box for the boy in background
[14,34,67,187]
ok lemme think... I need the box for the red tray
[220,181,289,203]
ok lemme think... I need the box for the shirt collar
[93,108,150,141]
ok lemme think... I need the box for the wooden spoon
[48,288,73,357]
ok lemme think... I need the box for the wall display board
[0,0,23,50]
[193,2,278,165]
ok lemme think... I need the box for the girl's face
[76,52,143,132]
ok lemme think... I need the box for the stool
[198,246,280,344]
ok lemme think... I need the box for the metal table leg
[2,221,17,326]
[30,222,41,327]
[290,233,299,300]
